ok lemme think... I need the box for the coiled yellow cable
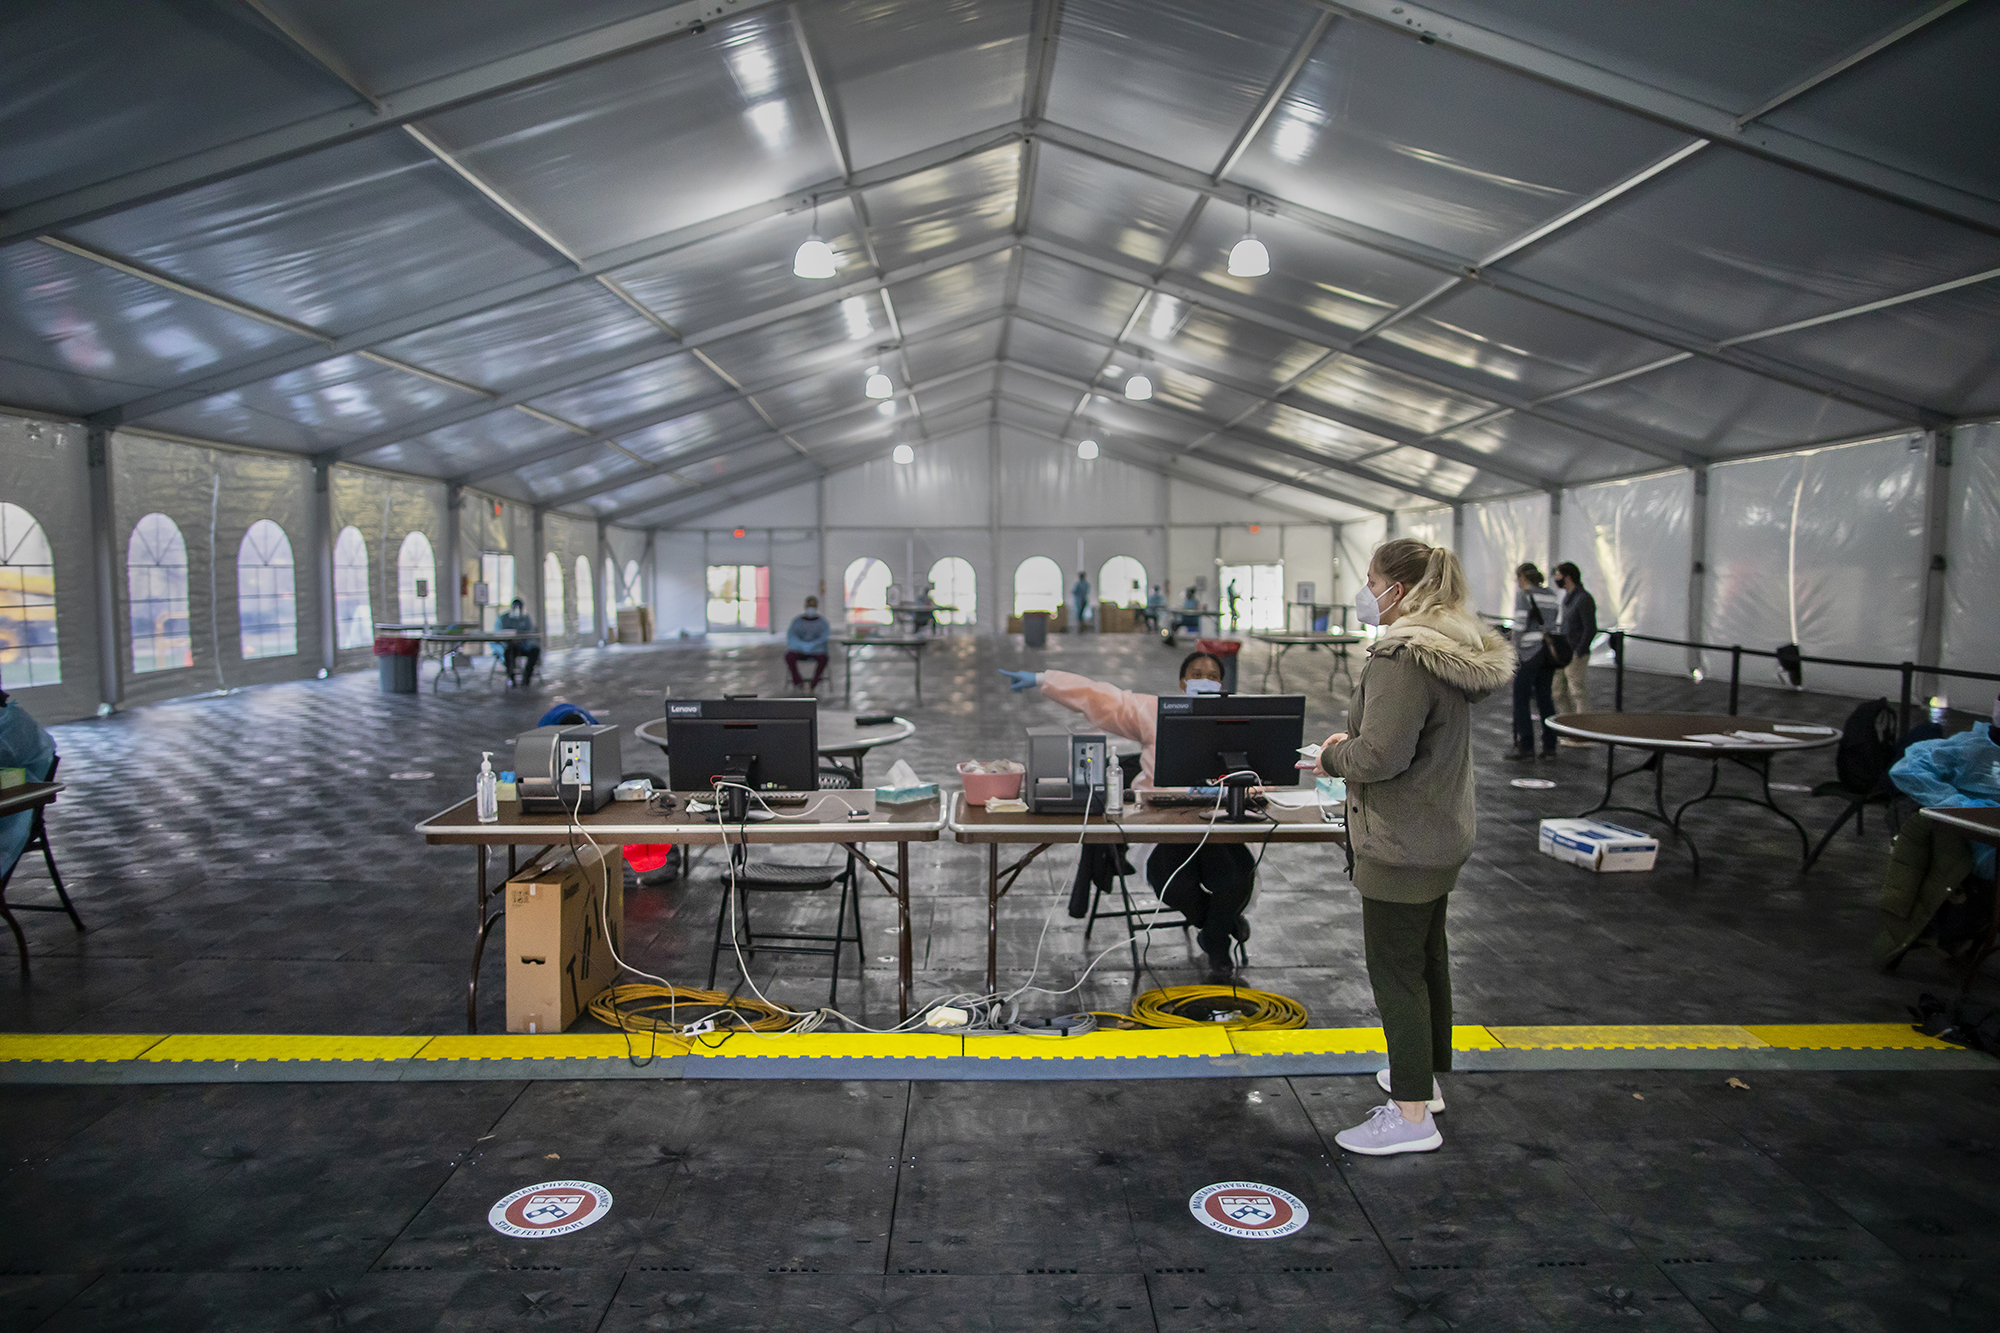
[1130,984,1308,1029]
[586,982,796,1038]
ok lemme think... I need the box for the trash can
[374,635,420,694]
[1022,610,1050,648]
[1197,637,1242,693]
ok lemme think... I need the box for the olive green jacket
[1323,608,1515,901]
[1871,814,1977,968]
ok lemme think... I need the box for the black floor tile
[1660,1259,2000,1332]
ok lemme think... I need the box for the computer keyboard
[757,792,813,806]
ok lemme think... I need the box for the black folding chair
[0,754,85,972]
[707,764,864,1005]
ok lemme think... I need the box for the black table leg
[897,842,911,1021]
[987,845,999,998]
[1672,753,1813,868]
[1575,744,1701,874]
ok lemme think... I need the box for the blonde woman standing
[1317,538,1513,1155]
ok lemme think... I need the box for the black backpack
[1527,596,1573,668]
[1833,698,1900,794]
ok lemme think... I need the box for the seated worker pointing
[785,596,831,689]
[496,598,540,687]
[997,652,1252,981]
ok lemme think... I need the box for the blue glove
[998,669,1040,692]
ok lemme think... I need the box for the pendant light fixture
[892,443,914,465]
[793,196,836,279]
[1077,437,1100,460]
[864,364,893,398]
[1124,372,1153,401]
[1227,194,1271,278]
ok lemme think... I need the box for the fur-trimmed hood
[1369,605,1515,696]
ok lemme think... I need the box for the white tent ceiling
[4,0,1996,528]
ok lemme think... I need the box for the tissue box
[1538,819,1658,873]
[874,781,939,805]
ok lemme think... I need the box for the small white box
[1538,818,1659,873]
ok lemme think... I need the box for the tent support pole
[312,459,336,674]
[1915,428,1953,706]
[86,427,121,712]
[1688,465,1710,679]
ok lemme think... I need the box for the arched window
[1013,556,1063,615]
[621,559,642,608]
[843,557,893,625]
[925,557,976,625]
[574,555,595,639]
[334,526,373,648]
[1099,556,1147,608]
[397,531,436,624]
[0,502,59,687]
[127,512,192,673]
[236,519,297,660]
[543,551,565,635]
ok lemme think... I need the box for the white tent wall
[540,511,596,644]
[1459,494,1553,620]
[1337,515,1389,610]
[0,413,99,723]
[650,530,705,638]
[1397,509,1453,553]
[330,466,446,671]
[113,431,323,705]
[603,525,651,636]
[1558,471,1695,675]
[1706,435,1928,700]
[1941,423,2000,688]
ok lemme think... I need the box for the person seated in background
[496,598,540,687]
[1874,696,2000,968]
[911,583,937,635]
[997,652,1254,982]
[1166,587,1203,646]
[0,675,57,882]
[785,595,831,689]
[1143,584,1167,634]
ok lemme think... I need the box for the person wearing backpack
[1506,564,1565,760]
[1549,563,1596,744]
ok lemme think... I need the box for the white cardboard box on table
[1538,818,1659,873]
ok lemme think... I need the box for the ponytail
[1369,537,1470,618]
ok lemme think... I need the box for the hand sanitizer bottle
[476,751,499,824]
[1105,755,1123,815]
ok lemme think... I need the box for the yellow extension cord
[1127,984,1309,1030]
[586,982,796,1040]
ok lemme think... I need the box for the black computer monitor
[664,699,818,820]
[1153,694,1306,822]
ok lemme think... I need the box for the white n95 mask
[1355,582,1401,628]
[1184,678,1222,697]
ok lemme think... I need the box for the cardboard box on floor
[505,842,621,1033]
[1538,818,1659,873]
[614,606,653,643]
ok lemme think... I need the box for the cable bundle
[1131,984,1308,1030]
[586,982,798,1037]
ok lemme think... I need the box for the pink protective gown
[1039,671,1161,788]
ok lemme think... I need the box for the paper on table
[1264,790,1322,809]
[1728,730,1793,743]
[1772,724,1837,735]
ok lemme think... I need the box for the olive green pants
[1362,894,1452,1103]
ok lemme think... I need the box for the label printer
[1023,726,1112,815]
[515,723,621,815]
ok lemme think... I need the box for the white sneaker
[1376,1067,1445,1113]
[1335,1100,1443,1156]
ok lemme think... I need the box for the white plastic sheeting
[330,465,446,656]
[1559,471,1694,674]
[1941,422,2000,685]
[1706,435,1927,700]
[1459,495,1551,619]
[1337,515,1389,608]
[0,415,97,722]
[1397,508,1452,553]
[114,431,322,704]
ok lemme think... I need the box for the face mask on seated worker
[1184,678,1222,697]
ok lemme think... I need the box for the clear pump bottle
[476,751,499,823]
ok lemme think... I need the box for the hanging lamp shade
[1124,374,1153,401]
[1077,438,1100,460]
[793,234,836,279]
[864,367,893,398]
[1227,234,1270,277]
[891,443,915,465]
